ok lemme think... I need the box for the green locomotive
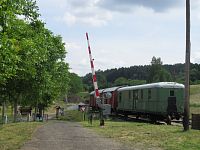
[117,82,184,124]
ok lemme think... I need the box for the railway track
[113,114,191,126]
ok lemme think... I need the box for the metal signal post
[86,32,104,126]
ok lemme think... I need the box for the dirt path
[21,120,132,150]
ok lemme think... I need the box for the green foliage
[114,77,128,86]
[0,0,40,84]
[128,79,146,86]
[68,73,83,95]
[77,92,90,102]
[114,77,146,86]
[82,62,200,90]
[0,0,70,122]
[148,56,172,83]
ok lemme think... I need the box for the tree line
[0,0,71,122]
[82,57,200,92]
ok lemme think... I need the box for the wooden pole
[183,0,190,131]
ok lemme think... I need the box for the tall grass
[0,122,43,150]
[82,120,200,150]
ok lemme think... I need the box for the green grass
[0,122,43,150]
[190,84,200,95]
[58,110,84,122]
[60,110,200,150]
[190,84,200,114]
[46,100,73,114]
[82,120,200,150]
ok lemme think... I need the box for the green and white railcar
[117,82,184,123]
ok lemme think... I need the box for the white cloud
[62,13,77,26]
[192,52,200,64]
[61,11,112,27]
[38,0,185,27]
[36,0,200,76]
[59,3,113,27]
[65,41,81,50]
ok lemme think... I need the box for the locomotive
[89,82,185,124]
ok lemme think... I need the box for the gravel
[21,120,132,150]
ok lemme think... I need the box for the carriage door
[132,90,138,110]
[167,90,177,114]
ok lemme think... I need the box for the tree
[0,0,70,122]
[148,56,172,83]
[114,77,128,86]
[68,73,83,95]
[0,0,39,85]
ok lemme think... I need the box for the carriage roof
[90,86,121,95]
[89,89,105,95]
[117,82,184,92]
[103,87,121,93]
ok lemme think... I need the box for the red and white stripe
[86,32,100,98]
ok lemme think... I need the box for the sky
[36,0,200,76]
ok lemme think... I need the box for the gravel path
[21,121,132,150]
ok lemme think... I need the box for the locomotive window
[148,89,151,100]
[170,90,175,96]
[129,91,131,99]
[141,89,143,100]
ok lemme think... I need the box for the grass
[82,119,200,150]
[0,85,199,150]
[56,109,200,150]
[58,110,84,122]
[190,84,200,115]
[0,122,43,150]
[46,100,74,115]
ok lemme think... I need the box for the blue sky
[36,0,200,76]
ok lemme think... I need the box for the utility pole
[183,0,190,131]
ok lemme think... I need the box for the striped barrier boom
[86,32,100,99]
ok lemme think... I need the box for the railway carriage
[89,87,121,111]
[117,82,184,123]
[89,89,104,110]
[101,87,121,112]
[89,82,184,124]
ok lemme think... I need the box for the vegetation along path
[21,120,132,150]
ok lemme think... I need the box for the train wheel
[114,111,118,117]
[124,114,128,121]
[175,115,180,120]
[166,115,172,125]
[150,116,157,124]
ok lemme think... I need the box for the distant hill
[82,63,200,91]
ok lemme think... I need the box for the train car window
[133,90,139,100]
[129,91,131,99]
[119,92,122,103]
[135,90,138,100]
[141,89,143,100]
[148,89,151,100]
[170,90,175,96]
